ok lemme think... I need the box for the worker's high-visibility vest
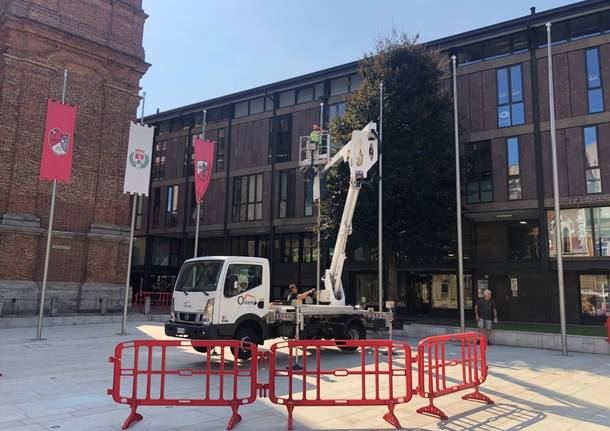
[309,130,320,144]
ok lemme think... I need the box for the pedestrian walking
[475,289,498,344]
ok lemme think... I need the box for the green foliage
[321,32,456,262]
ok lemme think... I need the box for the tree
[321,32,456,265]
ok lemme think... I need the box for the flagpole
[120,91,146,335]
[194,109,206,258]
[546,22,567,356]
[378,82,383,312]
[35,69,68,341]
[452,56,466,333]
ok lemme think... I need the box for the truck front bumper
[164,320,219,339]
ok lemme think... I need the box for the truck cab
[165,256,270,349]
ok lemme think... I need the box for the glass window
[537,20,568,47]
[153,141,167,180]
[278,170,294,218]
[464,141,493,203]
[547,208,594,257]
[189,182,204,226]
[330,76,349,96]
[585,48,604,114]
[152,188,161,227]
[603,10,610,33]
[457,43,483,65]
[165,185,179,227]
[269,114,292,162]
[570,14,601,40]
[302,234,318,263]
[483,36,510,60]
[274,233,300,263]
[135,196,143,229]
[232,174,263,221]
[512,32,528,53]
[175,260,222,293]
[507,137,521,200]
[230,236,268,258]
[314,82,325,99]
[279,90,295,108]
[327,102,346,122]
[223,264,263,298]
[497,65,525,128]
[584,126,601,194]
[265,95,274,111]
[304,177,314,216]
[508,221,539,260]
[349,73,363,91]
[216,129,225,171]
[593,207,610,256]
[297,86,314,104]
[579,275,609,317]
[132,237,146,266]
[249,97,264,114]
[234,101,248,118]
[152,237,181,266]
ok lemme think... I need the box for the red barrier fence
[108,333,493,429]
[267,339,413,430]
[107,339,258,430]
[133,291,172,312]
[416,331,493,420]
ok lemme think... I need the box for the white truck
[164,122,390,358]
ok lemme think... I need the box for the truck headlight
[203,298,214,323]
[170,297,175,321]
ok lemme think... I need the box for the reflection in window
[165,185,179,228]
[585,48,604,114]
[223,264,263,298]
[580,274,609,317]
[507,137,521,200]
[278,170,294,218]
[132,237,146,266]
[593,207,610,256]
[508,222,539,260]
[232,174,263,221]
[584,126,601,194]
[304,176,313,217]
[464,141,493,203]
[231,235,268,258]
[547,208,594,257]
[497,65,524,128]
[430,274,473,309]
[151,237,181,267]
[269,114,292,162]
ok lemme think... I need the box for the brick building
[0,0,149,314]
[138,0,610,326]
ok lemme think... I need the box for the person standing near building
[475,289,498,343]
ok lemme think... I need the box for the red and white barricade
[416,331,494,420]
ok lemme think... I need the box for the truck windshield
[175,261,222,293]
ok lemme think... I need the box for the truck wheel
[192,345,208,353]
[233,327,257,360]
[338,323,365,351]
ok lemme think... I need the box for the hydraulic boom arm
[319,122,378,306]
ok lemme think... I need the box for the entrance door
[489,276,510,321]
[397,273,431,317]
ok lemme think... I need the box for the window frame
[232,174,264,222]
[506,136,522,200]
[496,64,525,128]
[277,170,295,219]
[585,47,605,114]
[464,141,493,204]
[583,125,602,195]
[223,263,264,298]
[216,128,225,171]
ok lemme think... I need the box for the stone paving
[0,321,609,430]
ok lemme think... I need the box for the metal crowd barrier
[266,339,413,430]
[416,331,494,420]
[133,291,172,312]
[108,333,493,429]
[107,339,258,430]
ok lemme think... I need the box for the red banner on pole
[194,139,215,205]
[39,100,78,182]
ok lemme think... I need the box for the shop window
[593,207,610,256]
[430,274,473,309]
[547,208,594,257]
[580,274,609,317]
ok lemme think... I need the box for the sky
[139,0,575,116]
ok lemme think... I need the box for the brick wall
[0,0,149,313]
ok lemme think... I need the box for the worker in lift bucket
[309,124,321,145]
[287,284,315,302]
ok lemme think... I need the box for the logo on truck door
[236,293,257,306]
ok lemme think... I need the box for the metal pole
[120,91,146,335]
[546,22,568,356]
[378,82,383,312]
[193,109,206,258]
[452,56,466,333]
[316,102,323,297]
[36,69,68,340]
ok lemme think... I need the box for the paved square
[0,322,609,430]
